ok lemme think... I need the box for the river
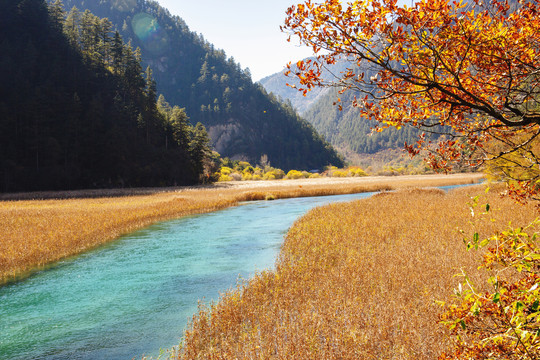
[0,191,384,360]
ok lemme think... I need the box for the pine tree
[48,0,65,31]
[63,6,81,47]
[189,122,211,178]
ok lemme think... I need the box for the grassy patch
[0,173,481,285]
[175,185,536,359]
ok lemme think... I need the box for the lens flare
[131,13,169,55]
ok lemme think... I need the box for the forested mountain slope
[303,86,426,154]
[261,60,430,156]
[0,0,210,192]
[259,66,329,115]
[259,59,352,115]
[57,0,343,170]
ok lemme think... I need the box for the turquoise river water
[0,191,382,360]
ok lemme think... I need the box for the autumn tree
[284,0,540,358]
[283,0,540,201]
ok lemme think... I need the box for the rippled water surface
[0,192,376,359]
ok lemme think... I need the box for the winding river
[0,191,382,360]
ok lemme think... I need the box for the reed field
[174,184,537,359]
[0,174,481,285]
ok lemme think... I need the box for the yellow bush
[349,167,368,177]
[220,167,233,175]
[242,173,253,181]
[332,170,347,177]
[286,170,304,179]
[309,173,321,178]
[262,169,285,180]
[236,161,251,171]
[252,174,262,181]
[218,174,232,182]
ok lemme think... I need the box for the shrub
[229,173,242,181]
[349,167,368,177]
[253,167,263,176]
[332,170,347,177]
[273,169,285,179]
[286,170,304,179]
[218,174,232,182]
[440,213,540,359]
[220,167,233,175]
[235,161,251,171]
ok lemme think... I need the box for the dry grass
[175,184,537,359]
[0,173,481,285]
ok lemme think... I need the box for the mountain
[259,59,355,115]
[55,0,343,170]
[261,59,429,157]
[259,66,328,115]
[303,86,425,154]
[0,0,212,192]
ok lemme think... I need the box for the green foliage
[236,161,251,171]
[440,200,540,359]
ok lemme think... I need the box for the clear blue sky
[155,0,315,81]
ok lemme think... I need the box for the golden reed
[175,184,536,359]
[1,174,481,285]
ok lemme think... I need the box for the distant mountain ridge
[259,68,329,115]
[56,0,343,170]
[259,59,354,115]
[261,59,428,157]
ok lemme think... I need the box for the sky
[155,0,315,81]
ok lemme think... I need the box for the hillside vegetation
[261,61,432,158]
[57,0,343,170]
[0,0,211,191]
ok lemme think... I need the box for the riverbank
[175,184,537,359]
[0,173,482,284]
